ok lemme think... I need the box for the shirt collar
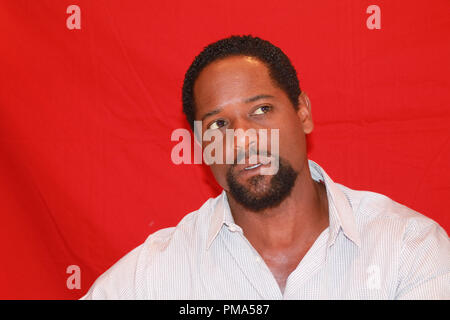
[206,159,361,250]
[207,191,235,250]
[308,160,361,248]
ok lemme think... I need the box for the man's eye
[252,105,272,115]
[208,119,227,130]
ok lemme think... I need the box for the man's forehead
[193,56,275,104]
[197,55,268,80]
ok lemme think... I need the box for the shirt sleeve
[80,244,148,300]
[395,218,450,300]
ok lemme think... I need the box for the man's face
[193,55,313,211]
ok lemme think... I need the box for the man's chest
[260,248,310,294]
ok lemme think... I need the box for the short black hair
[182,35,302,130]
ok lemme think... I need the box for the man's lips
[244,163,263,170]
[233,154,272,174]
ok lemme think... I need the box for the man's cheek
[209,164,229,189]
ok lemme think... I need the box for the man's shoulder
[145,193,221,248]
[337,183,448,240]
[81,193,222,299]
[336,183,449,299]
[113,192,221,268]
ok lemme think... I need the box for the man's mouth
[242,155,272,171]
[231,153,275,177]
[240,154,272,171]
[244,163,263,170]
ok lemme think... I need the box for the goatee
[226,157,298,212]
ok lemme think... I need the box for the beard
[226,157,298,212]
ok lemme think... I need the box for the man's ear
[297,92,314,134]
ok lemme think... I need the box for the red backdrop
[0,0,449,299]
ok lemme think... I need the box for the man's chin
[241,175,272,197]
[225,157,298,212]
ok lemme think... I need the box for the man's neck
[226,166,329,252]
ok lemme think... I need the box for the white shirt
[81,160,450,300]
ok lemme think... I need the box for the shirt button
[255,256,262,263]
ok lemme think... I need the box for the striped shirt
[81,160,450,300]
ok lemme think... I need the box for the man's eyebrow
[243,94,275,103]
[200,94,275,121]
[201,109,222,121]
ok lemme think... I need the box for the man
[82,35,449,299]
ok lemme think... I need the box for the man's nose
[229,118,259,163]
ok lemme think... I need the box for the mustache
[234,145,274,165]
